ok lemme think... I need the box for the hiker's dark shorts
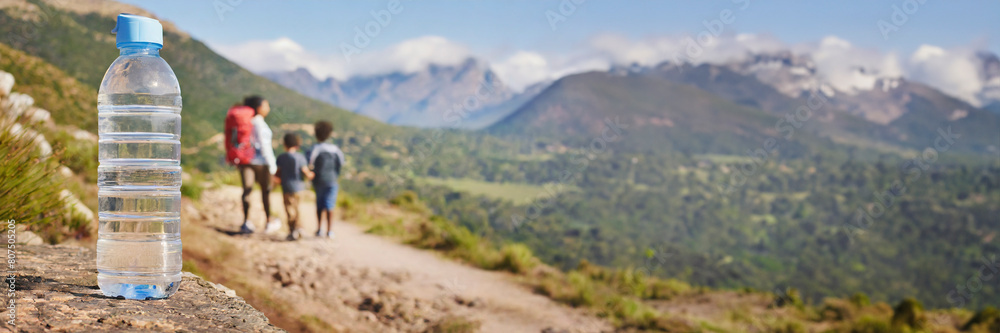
[315,183,338,211]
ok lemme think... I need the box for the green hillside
[490,71,850,159]
[886,81,1000,153]
[478,71,1000,309]
[0,42,97,131]
[0,0,396,171]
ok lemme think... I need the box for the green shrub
[596,267,648,299]
[409,215,500,268]
[364,217,404,237]
[337,194,354,210]
[208,169,242,187]
[850,292,871,307]
[389,190,423,212]
[891,298,925,329]
[180,171,205,200]
[534,271,596,308]
[821,298,857,321]
[604,295,659,329]
[772,287,804,309]
[336,193,365,220]
[849,316,892,333]
[181,259,205,279]
[963,307,1000,332]
[441,219,478,253]
[47,128,98,182]
[566,271,596,307]
[646,278,692,300]
[493,243,538,274]
[0,121,66,233]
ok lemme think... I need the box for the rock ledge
[6,245,283,332]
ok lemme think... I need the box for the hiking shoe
[286,229,302,241]
[239,220,256,234]
[265,218,282,234]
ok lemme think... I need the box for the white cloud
[210,37,348,79]
[584,32,786,67]
[491,51,550,92]
[208,35,471,80]
[587,33,683,66]
[490,33,786,92]
[210,33,992,106]
[352,36,472,76]
[491,49,609,91]
[806,36,904,93]
[907,45,984,106]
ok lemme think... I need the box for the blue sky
[119,0,999,103]
[121,0,997,55]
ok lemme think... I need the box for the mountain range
[265,48,999,155]
[642,59,1000,154]
[979,51,1000,113]
[263,59,544,129]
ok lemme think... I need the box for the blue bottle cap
[112,13,163,48]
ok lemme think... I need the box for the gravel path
[189,186,609,333]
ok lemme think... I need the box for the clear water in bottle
[97,14,182,300]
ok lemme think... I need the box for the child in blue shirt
[309,121,345,239]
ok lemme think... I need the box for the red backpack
[224,105,256,165]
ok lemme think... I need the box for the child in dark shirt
[274,133,314,241]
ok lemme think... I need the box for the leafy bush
[207,169,243,187]
[179,182,203,199]
[850,292,871,307]
[389,190,422,211]
[337,194,355,216]
[46,128,97,182]
[610,268,647,298]
[891,298,925,330]
[821,298,857,321]
[963,307,1000,332]
[849,316,892,333]
[0,121,66,232]
[180,171,205,200]
[493,243,538,274]
[566,271,596,307]
[772,287,804,309]
[534,271,596,307]
[646,278,692,300]
[604,295,660,329]
[412,215,467,250]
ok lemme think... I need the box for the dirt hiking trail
[183,185,610,333]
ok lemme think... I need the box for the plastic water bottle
[96,14,182,300]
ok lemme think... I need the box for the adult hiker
[225,95,280,234]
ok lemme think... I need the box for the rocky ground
[6,245,283,333]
